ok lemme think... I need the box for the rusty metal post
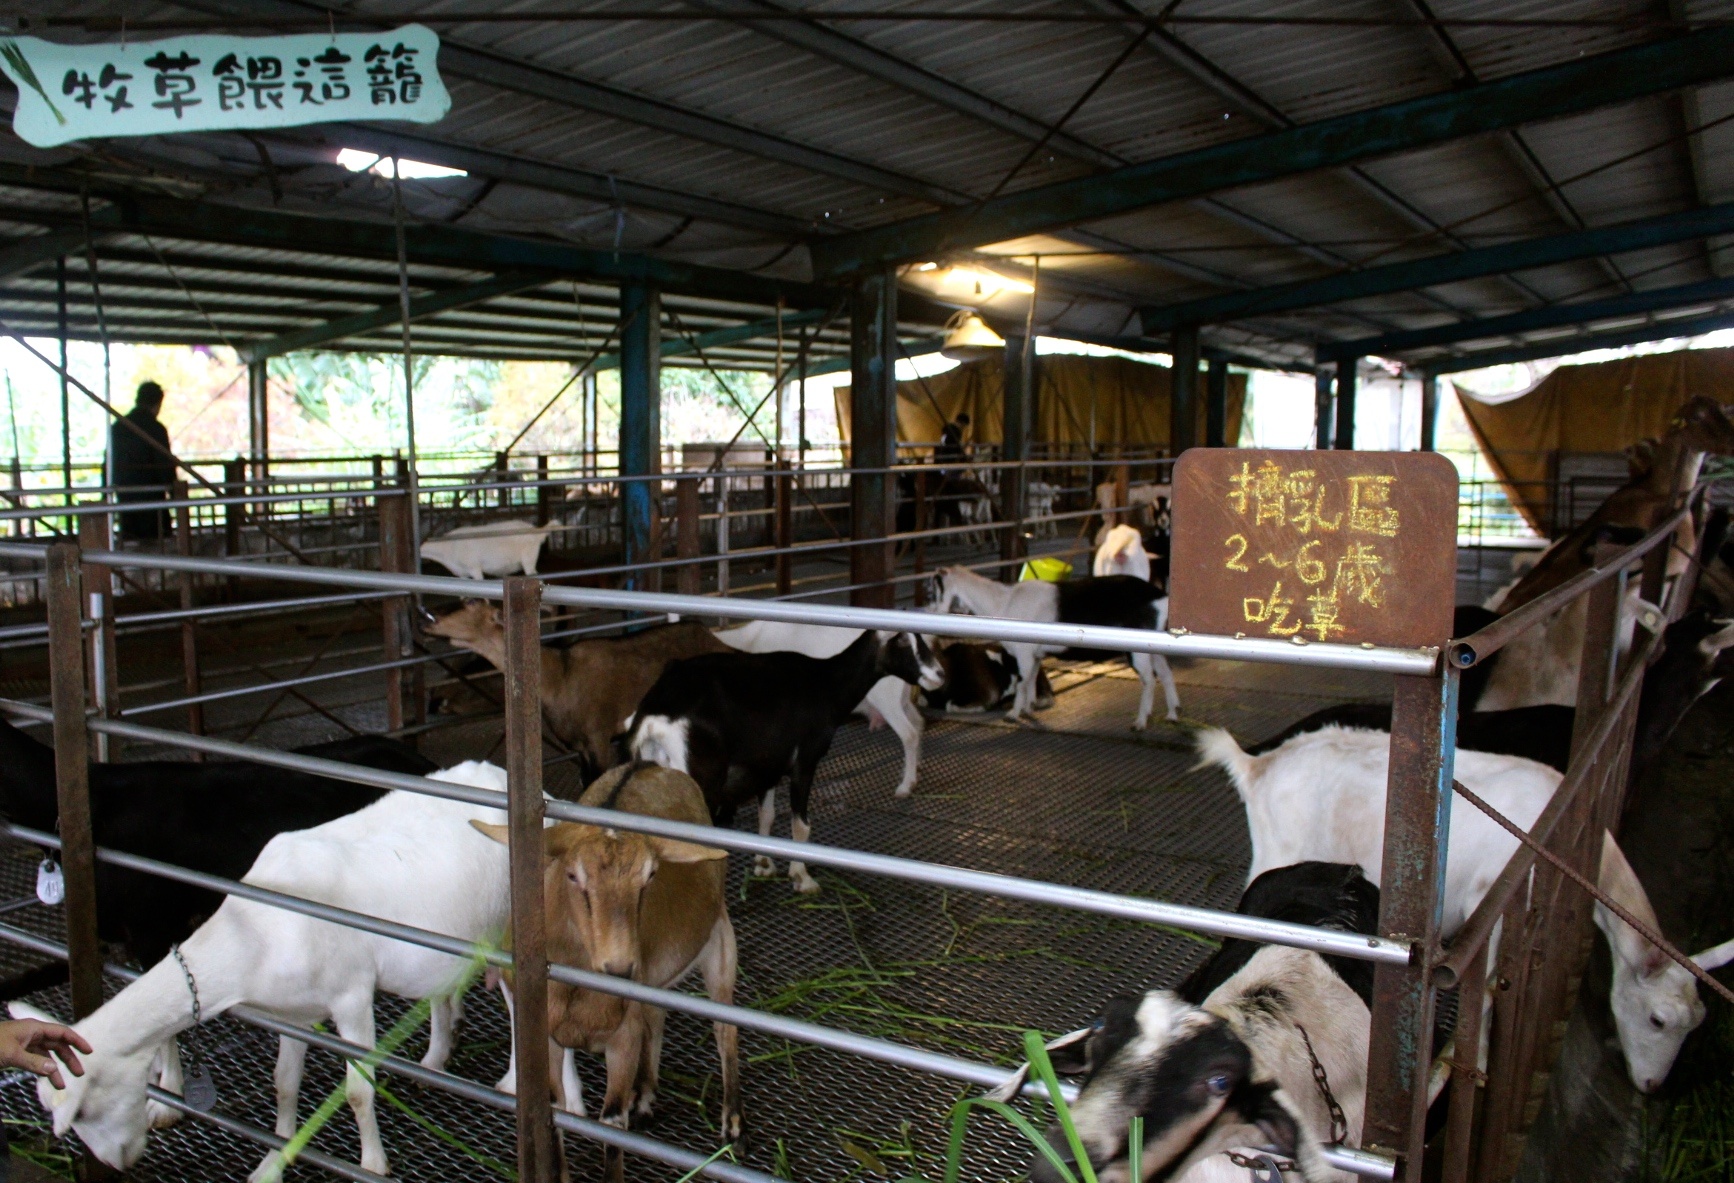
[503,576,557,1183]
[912,470,929,606]
[775,461,793,596]
[173,481,204,754]
[1112,464,1129,528]
[47,543,102,1019]
[535,455,551,527]
[379,493,408,734]
[78,511,118,763]
[1363,666,1458,1173]
[676,476,701,597]
[1439,936,1488,1183]
[1570,547,1624,760]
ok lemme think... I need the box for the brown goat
[424,600,727,779]
[477,762,740,1150]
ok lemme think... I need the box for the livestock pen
[0,470,1700,1183]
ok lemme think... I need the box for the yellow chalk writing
[1224,533,1250,571]
[1347,475,1399,536]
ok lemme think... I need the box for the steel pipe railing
[0,544,1441,675]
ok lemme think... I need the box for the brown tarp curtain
[1452,348,1734,532]
[833,353,1245,453]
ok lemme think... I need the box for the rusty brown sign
[1168,449,1459,649]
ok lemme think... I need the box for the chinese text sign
[0,25,449,148]
[1168,450,1458,649]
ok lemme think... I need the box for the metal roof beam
[1140,201,1734,332]
[0,228,103,282]
[589,308,828,371]
[1425,309,1734,374]
[0,168,839,308]
[1318,277,1734,361]
[809,25,1734,278]
[237,272,552,362]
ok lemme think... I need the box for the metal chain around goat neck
[1221,1021,1346,1179]
[170,944,204,1071]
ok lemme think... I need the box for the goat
[1498,396,1734,613]
[0,716,434,971]
[1024,863,1382,1183]
[424,600,728,782]
[1595,831,1734,1093]
[1026,481,1059,538]
[921,641,1019,713]
[477,761,740,1146]
[713,619,928,798]
[1475,581,1656,710]
[16,762,517,1182]
[1195,725,1559,938]
[934,565,1180,727]
[629,630,944,893]
[420,519,560,580]
[1255,606,1734,774]
[1095,479,1171,531]
[1093,524,1152,583]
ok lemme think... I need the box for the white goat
[935,565,1180,727]
[420,519,559,580]
[1475,582,1658,711]
[1095,479,1171,529]
[714,619,928,797]
[1195,725,1558,936]
[1092,524,1151,582]
[1025,481,1058,538]
[1595,830,1734,1092]
[17,761,517,1182]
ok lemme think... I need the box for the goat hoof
[893,784,914,799]
[720,1107,743,1143]
[147,1099,183,1130]
[602,1110,630,1130]
[248,1151,288,1183]
[496,1070,517,1096]
[751,855,776,878]
[1131,720,1148,732]
[634,1089,657,1120]
[790,871,821,895]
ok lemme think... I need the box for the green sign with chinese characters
[0,25,449,148]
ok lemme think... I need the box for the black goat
[921,642,1018,713]
[0,718,435,972]
[628,629,943,893]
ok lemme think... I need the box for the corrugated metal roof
[0,0,1726,371]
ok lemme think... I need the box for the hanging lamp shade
[941,310,1005,361]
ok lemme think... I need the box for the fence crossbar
[0,544,1440,675]
[1448,504,1689,669]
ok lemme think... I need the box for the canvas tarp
[833,352,1245,452]
[1452,347,1734,532]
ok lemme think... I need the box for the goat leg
[704,915,743,1143]
[752,793,777,878]
[633,1005,665,1122]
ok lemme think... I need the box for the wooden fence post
[504,577,557,1183]
[380,493,408,734]
[775,461,793,596]
[677,477,701,597]
[77,511,118,763]
[173,481,204,755]
[47,543,102,1020]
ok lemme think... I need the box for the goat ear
[1692,935,1734,972]
[1596,831,1667,977]
[470,820,511,846]
[648,836,728,864]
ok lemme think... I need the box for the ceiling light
[942,310,1005,361]
[336,148,467,179]
[911,263,1034,299]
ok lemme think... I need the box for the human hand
[0,1018,91,1089]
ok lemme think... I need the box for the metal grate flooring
[0,657,1386,1183]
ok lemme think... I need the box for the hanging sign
[0,25,449,149]
[1168,449,1459,649]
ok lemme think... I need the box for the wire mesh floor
[0,655,1389,1183]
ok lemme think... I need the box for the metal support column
[78,512,117,763]
[46,543,101,1020]
[57,257,70,496]
[1315,367,1335,450]
[676,477,701,597]
[1205,357,1229,448]
[1363,668,1458,1172]
[248,361,269,483]
[1000,334,1030,579]
[619,281,662,591]
[849,268,897,608]
[1420,373,1439,453]
[1170,325,1200,455]
[1334,357,1359,450]
[174,480,203,753]
[503,576,557,1183]
[380,493,410,735]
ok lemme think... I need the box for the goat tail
[1193,727,1257,800]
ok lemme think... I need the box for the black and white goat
[0,716,435,971]
[628,629,944,893]
[1024,863,1382,1183]
[934,565,1179,727]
